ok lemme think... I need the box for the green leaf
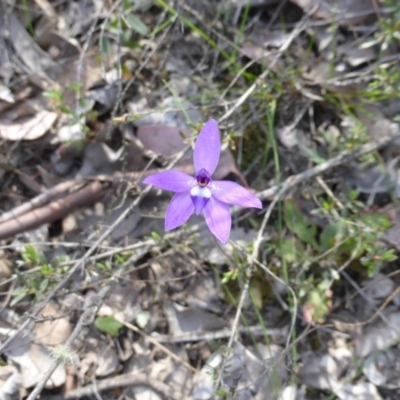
[299,146,326,164]
[23,245,37,263]
[124,14,149,35]
[305,287,330,323]
[320,222,340,251]
[40,264,53,275]
[284,199,318,249]
[151,231,162,241]
[39,278,49,293]
[280,237,304,264]
[101,36,112,56]
[95,316,124,337]
[221,269,238,284]
[11,287,27,307]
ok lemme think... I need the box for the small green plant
[49,344,77,365]
[44,83,98,125]
[11,246,70,306]
[362,0,400,51]
[102,0,149,52]
[43,83,81,116]
[278,192,396,323]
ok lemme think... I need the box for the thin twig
[150,325,287,343]
[257,126,400,201]
[216,180,295,390]
[0,183,151,355]
[117,318,198,374]
[27,281,116,400]
[219,4,318,123]
[42,372,182,400]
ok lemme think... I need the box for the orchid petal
[143,170,193,193]
[190,186,211,215]
[165,192,195,231]
[192,195,209,215]
[193,119,221,175]
[212,181,262,209]
[203,197,231,244]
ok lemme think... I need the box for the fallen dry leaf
[137,124,246,182]
[136,125,192,159]
[0,85,14,103]
[336,382,383,400]
[299,353,340,391]
[0,110,57,141]
[0,365,22,400]
[2,331,66,388]
[78,142,124,177]
[355,312,400,358]
[35,301,72,346]
[164,303,228,335]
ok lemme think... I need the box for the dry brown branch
[0,179,82,224]
[0,164,195,240]
[0,181,105,240]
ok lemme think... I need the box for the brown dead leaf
[337,382,383,400]
[0,85,14,103]
[299,353,341,391]
[78,142,124,177]
[95,345,119,377]
[3,331,66,388]
[0,110,57,141]
[35,301,72,346]
[6,13,55,88]
[51,143,83,177]
[355,311,400,358]
[338,41,378,67]
[136,124,246,182]
[164,303,227,335]
[0,365,22,400]
[187,275,222,314]
[136,125,192,158]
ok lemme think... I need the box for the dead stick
[0,166,194,226]
[0,179,81,224]
[0,181,104,240]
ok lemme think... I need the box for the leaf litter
[0,0,400,399]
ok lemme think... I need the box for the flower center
[191,169,212,215]
[196,168,211,187]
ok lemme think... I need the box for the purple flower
[143,119,262,244]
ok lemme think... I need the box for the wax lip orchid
[143,119,262,244]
